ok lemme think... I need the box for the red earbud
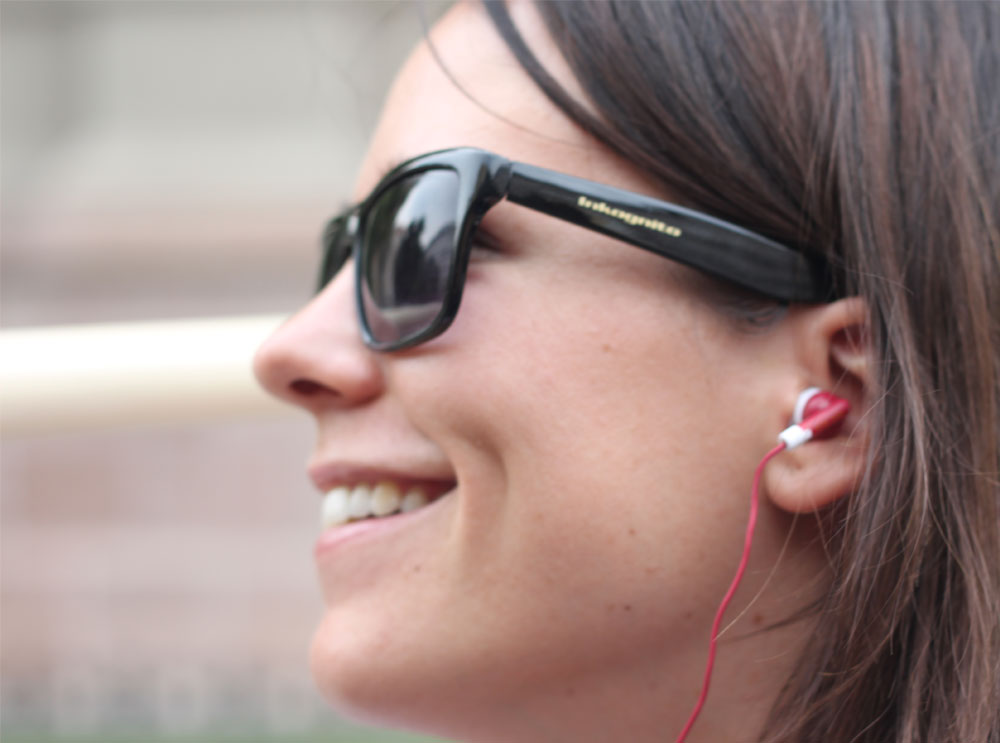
[779,387,850,449]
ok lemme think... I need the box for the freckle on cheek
[605,603,635,614]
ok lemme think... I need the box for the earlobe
[765,297,872,514]
[766,426,868,513]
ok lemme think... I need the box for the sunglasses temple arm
[504,164,834,303]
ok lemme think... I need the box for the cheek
[417,258,756,603]
[451,256,735,471]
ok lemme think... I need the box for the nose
[253,263,384,413]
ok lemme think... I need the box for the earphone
[675,388,850,743]
[779,387,851,449]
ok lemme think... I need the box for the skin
[254,3,870,741]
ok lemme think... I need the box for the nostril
[290,379,338,397]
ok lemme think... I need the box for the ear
[765,297,872,514]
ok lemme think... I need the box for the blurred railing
[0,315,290,435]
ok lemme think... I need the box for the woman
[254,2,1000,741]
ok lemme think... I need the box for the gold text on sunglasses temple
[576,195,683,237]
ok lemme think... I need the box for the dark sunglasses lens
[360,169,460,346]
[317,214,352,292]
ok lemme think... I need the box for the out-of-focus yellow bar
[0,314,293,436]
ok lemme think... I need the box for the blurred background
[2,2,447,741]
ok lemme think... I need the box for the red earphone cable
[674,442,787,743]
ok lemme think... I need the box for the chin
[308,607,547,743]
[308,610,473,737]
[309,614,405,724]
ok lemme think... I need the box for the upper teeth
[321,482,430,529]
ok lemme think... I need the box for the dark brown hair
[485,2,1000,741]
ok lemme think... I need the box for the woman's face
[255,3,810,740]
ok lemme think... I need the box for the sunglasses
[319,147,835,351]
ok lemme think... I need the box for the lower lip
[313,492,452,559]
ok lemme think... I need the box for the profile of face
[254,3,867,741]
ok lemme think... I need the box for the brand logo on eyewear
[577,196,682,237]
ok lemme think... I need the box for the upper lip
[308,460,458,495]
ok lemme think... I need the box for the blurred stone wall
[1,2,446,739]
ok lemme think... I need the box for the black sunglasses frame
[320,147,836,352]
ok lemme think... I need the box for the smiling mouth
[320,481,454,530]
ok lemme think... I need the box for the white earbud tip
[793,387,823,425]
